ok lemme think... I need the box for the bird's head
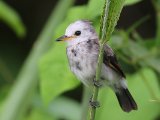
[56,20,98,46]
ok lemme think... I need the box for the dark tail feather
[115,88,138,112]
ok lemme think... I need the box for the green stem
[89,0,125,119]
[81,86,91,120]
[89,44,104,120]
[89,0,109,119]
[0,0,74,120]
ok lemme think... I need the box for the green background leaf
[24,96,81,120]
[39,43,80,104]
[125,0,142,6]
[0,1,26,38]
[86,0,104,19]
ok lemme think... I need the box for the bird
[56,20,137,112]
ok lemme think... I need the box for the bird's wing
[103,45,126,78]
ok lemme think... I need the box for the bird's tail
[115,88,138,112]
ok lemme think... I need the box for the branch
[81,86,91,120]
[0,0,74,120]
[89,0,125,120]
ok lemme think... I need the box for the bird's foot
[93,78,103,88]
[89,99,100,108]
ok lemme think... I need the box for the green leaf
[66,6,87,22]
[0,1,26,38]
[25,96,81,120]
[124,40,160,73]
[86,0,104,19]
[116,31,160,74]
[0,0,75,120]
[100,0,125,42]
[145,58,160,73]
[39,43,80,104]
[96,68,160,120]
[125,0,142,6]
[46,97,81,120]
[24,108,54,120]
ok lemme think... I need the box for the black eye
[74,31,81,36]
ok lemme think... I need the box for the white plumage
[56,20,137,112]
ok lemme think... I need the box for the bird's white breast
[66,40,98,86]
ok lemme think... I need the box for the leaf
[96,68,160,120]
[0,1,26,38]
[39,43,80,104]
[100,0,125,42]
[106,0,125,40]
[145,58,160,73]
[46,97,81,120]
[0,0,75,120]
[124,40,160,73]
[86,0,104,19]
[116,31,160,75]
[25,96,81,120]
[125,0,142,6]
[66,6,87,22]
[24,109,54,120]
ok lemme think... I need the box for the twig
[81,86,91,120]
[88,0,125,120]
[89,0,109,119]
[89,43,105,120]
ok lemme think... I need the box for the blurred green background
[0,0,160,120]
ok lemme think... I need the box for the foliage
[0,0,75,120]
[23,96,81,120]
[125,0,142,6]
[0,0,160,120]
[100,0,125,42]
[39,43,79,104]
[0,1,26,38]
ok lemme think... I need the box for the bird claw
[89,99,100,108]
[89,95,100,108]
[93,78,102,88]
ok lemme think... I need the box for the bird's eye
[74,31,81,36]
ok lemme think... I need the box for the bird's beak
[56,35,75,42]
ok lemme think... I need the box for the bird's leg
[89,78,102,108]
[93,78,103,88]
[89,95,100,108]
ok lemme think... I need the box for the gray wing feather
[103,45,126,78]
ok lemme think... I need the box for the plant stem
[88,0,125,119]
[0,0,74,120]
[81,86,91,120]
[89,0,109,119]
[89,44,105,120]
